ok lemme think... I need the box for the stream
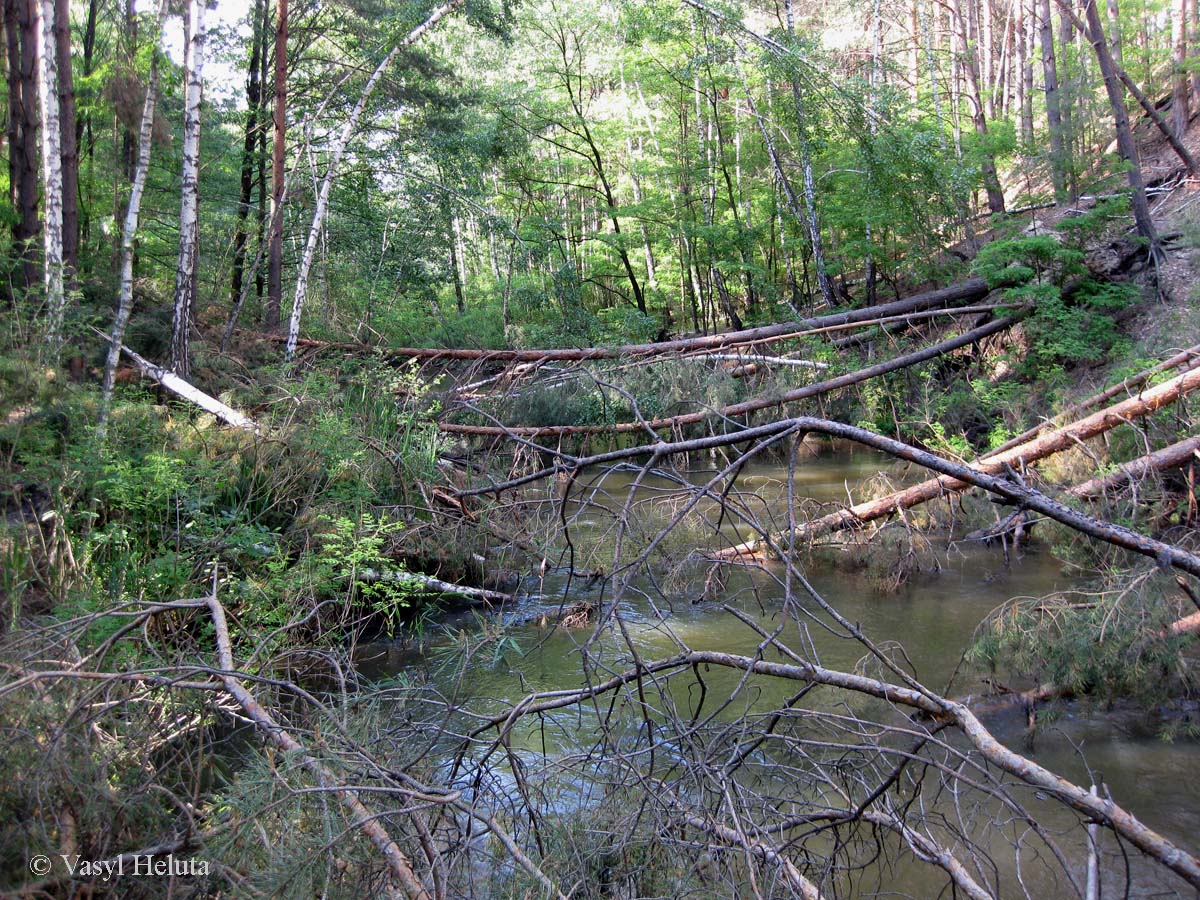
[359,447,1200,898]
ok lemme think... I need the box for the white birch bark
[36,0,65,355]
[285,0,464,359]
[99,0,169,431]
[169,0,208,377]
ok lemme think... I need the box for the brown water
[360,447,1200,898]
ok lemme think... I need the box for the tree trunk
[265,0,286,330]
[950,0,1007,213]
[1079,0,1161,255]
[169,0,207,377]
[1017,0,1034,145]
[1107,0,1123,62]
[1070,434,1200,498]
[1174,0,1190,138]
[99,0,167,430]
[6,0,39,291]
[285,0,464,359]
[784,0,837,305]
[36,0,65,353]
[52,0,75,285]
[230,0,264,312]
[1039,0,1069,199]
[75,0,96,249]
[1054,0,1198,174]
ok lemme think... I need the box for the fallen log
[1070,434,1200,499]
[713,364,1200,557]
[244,277,991,364]
[356,569,513,606]
[442,316,1017,437]
[988,343,1200,456]
[108,339,262,435]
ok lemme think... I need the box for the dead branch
[355,569,513,606]
[460,414,1200,577]
[988,344,1200,456]
[470,647,1200,889]
[204,586,430,900]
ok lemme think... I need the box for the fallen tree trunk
[1070,434,1200,499]
[205,588,429,900]
[357,569,513,606]
[251,277,991,364]
[111,340,262,434]
[442,316,1017,437]
[714,364,1200,557]
[988,344,1200,456]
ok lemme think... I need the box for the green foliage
[970,575,1196,708]
[972,232,1135,372]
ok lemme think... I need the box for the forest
[1,0,1200,896]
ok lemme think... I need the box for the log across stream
[356,447,1200,898]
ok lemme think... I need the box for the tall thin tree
[231,0,264,311]
[36,0,65,353]
[1080,0,1161,257]
[1039,0,1069,199]
[6,0,40,291]
[169,0,208,377]
[53,0,77,284]
[285,0,464,359]
[99,0,168,429]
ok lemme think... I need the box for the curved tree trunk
[285,0,465,359]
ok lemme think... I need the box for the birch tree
[169,0,208,377]
[99,0,169,430]
[285,0,464,359]
[36,0,65,354]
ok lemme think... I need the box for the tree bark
[169,0,207,377]
[1070,434,1200,498]
[285,0,464,359]
[265,0,286,330]
[98,0,166,430]
[109,339,261,433]
[1174,0,1190,138]
[36,0,65,353]
[6,0,40,292]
